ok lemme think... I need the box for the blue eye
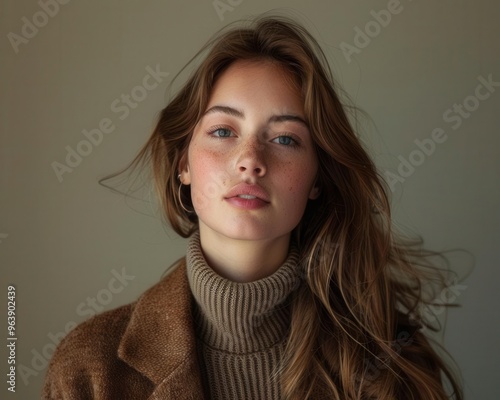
[211,128,232,138]
[274,135,297,146]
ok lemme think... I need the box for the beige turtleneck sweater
[186,231,301,400]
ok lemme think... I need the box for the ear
[178,152,191,185]
[309,185,320,200]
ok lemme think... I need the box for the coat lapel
[117,259,206,399]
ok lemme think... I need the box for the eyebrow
[202,105,309,129]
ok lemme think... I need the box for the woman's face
[181,59,319,243]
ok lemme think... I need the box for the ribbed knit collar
[186,230,301,355]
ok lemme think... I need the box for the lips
[224,183,270,202]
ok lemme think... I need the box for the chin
[222,227,272,241]
[221,225,294,244]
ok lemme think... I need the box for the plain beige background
[1,0,499,398]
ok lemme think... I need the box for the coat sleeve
[41,304,153,400]
[41,321,102,400]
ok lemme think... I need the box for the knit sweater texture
[186,231,301,399]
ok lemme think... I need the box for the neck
[198,224,291,283]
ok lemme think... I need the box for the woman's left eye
[209,127,233,138]
[273,135,298,146]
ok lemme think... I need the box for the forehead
[216,58,298,81]
[206,59,304,112]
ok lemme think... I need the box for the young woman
[43,14,463,400]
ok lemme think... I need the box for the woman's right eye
[210,127,233,138]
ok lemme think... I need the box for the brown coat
[42,260,207,400]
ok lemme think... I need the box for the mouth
[225,197,269,210]
[223,182,271,210]
[224,183,271,203]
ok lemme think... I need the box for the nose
[235,139,267,178]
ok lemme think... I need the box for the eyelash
[206,125,301,148]
[207,126,233,139]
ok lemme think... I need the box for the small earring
[177,174,192,213]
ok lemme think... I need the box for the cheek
[280,161,317,198]
[272,165,315,221]
[189,143,217,183]
[188,146,229,210]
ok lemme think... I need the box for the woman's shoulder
[49,261,188,362]
[51,302,135,364]
[42,260,191,399]
[42,302,140,399]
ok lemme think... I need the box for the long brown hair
[99,13,463,399]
